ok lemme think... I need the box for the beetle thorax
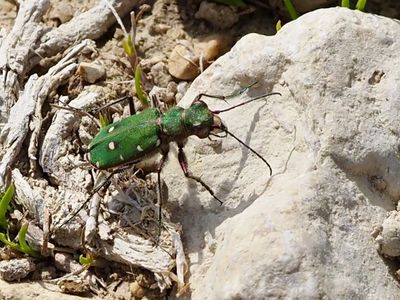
[160,102,214,141]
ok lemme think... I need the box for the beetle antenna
[223,128,272,176]
[211,92,281,114]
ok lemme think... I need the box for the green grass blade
[0,232,18,249]
[283,0,299,20]
[98,112,110,128]
[0,184,15,229]
[276,20,282,32]
[355,0,367,11]
[122,34,135,57]
[18,223,37,257]
[135,65,149,108]
[341,0,350,8]
[79,253,95,266]
[211,0,246,7]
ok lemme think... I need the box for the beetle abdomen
[88,108,161,169]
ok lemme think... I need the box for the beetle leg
[128,96,136,116]
[156,146,169,241]
[193,81,258,103]
[177,144,223,205]
[151,94,161,109]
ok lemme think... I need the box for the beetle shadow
[167,104,271,255]
[217,104,268,215]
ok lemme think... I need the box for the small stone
[31,266,57,280]
[175,81,189,103]
[0,1,15,13]
[375,211,400,257]
[130,281,146,298]
[150,23,171,35]
[76,62,106,84]
[48,3,74,24]
[54,252,82,273]
[58,276,90,295]
[370,176,387,192]
[0,258,36,281]
[166,81,178,94]
[195,1,239,29]
[168,43,199,80]
[195,34,231,62]
[150,62,172,87]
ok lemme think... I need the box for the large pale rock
[162,7,400,299]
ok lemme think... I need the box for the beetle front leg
[177,144,223,205]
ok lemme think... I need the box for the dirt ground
[0,0,399,299]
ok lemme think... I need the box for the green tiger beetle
[88,86,280,200]
[60,85,281,228]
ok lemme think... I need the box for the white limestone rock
[375,211,400,257]
[163,7,400,299]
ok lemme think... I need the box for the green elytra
[88,101,217,170]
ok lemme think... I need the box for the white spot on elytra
[87,153,91,161]
[137,145,143,152]
[96,161,100,168]
[120,154,124,161]
[156,139,161,147]
[193,122,201,127]
[108,126,115,133]
[108,142,116,150]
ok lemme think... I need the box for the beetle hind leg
[177,145,223,205]
[156,147,169,243]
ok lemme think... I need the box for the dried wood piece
[28,39,93,176]
[11,168,44,223]
[85,193,101,243]
[0,40,92,185]
[0,0,49,120]
[172,230,187,292]
[39,85,103,183]
[0,0,137,123]
[100,232,175,274]
[0,75,39,186]
[31,0,139,71]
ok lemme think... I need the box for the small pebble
[130,281,146,298]
[76,62,106,84]
[58,276,90,295]
[31,265,57,280]
[195,33,231,62]
[54,252,82,273]
[150,61,172,87]
[0,258,36,281]
[48,3,74,24]
[168,43,199,80]
[150,23,171,35]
